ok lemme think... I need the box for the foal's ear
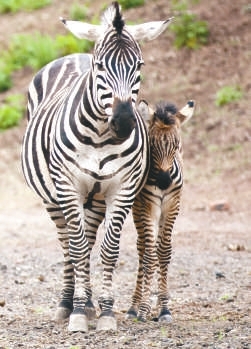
[177,100,195,125]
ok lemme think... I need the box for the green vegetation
[0,4,95,130]
[0,94,25,130]
[170,0,209,49]
[1,32,94,84]
[0,0,51,13]
[0,60,12,92]
[4,33,58,71]
[56,34,94,56]
[118,0,145,9]
[70,3,90,21]
[215,85,243,106]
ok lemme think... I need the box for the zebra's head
[138,100,195,188]
[61,2,173,140]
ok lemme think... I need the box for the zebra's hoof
[85,299,97,320]
[96,313,117,331]
[55,306,72,322]
[68,313,88,332]
[158,313,172,323]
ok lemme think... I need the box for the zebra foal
[21,2,173,332]
[127,99,195,322]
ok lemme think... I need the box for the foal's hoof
[125,308,137,320]
[158,309,172,323]
[68,313,88,332]
[96,312,117,331]
[159,314,172,323]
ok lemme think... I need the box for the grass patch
[215,85,243,107]
[0,94,25,130]
[0,59,12,92]
[70,2,90,21]
[3,33,58,71]
[0,0,51,13]
[55,34,94,56]
[170,0,209,49]
[118,0,145,9]
[2,32,94,77]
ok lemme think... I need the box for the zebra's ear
[60,18,103,41]
[126,17,174,41]
[177,100,195,125]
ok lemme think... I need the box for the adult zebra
[21,2,173,332]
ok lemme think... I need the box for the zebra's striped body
[21,2,173,332]
[127,100,195,322]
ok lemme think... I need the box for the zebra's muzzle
[109,99,136,140]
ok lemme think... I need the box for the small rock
[215,271,225,279]
[38,274,45,282]
[0,298,6,307]
[209,201,230,211]
[227,244,245,251]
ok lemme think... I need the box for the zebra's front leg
[83,201,106,320]
[97,206,130,331]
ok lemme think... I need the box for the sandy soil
[0,0,251,348]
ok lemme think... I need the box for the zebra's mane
[154,102,177,126]
[102,2,125,35]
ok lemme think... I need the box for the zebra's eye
[137,60,144,70]
[95,61,105,71]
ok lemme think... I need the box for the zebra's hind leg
[45,203,74,322]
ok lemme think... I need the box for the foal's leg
[156,197,180,323]
[128,193,160,322]
[156,228,172,323]
[136,201,160,322]
[126,217,145,319]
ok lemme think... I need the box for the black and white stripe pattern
[21,2,173,332]
[127,100,195,323]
